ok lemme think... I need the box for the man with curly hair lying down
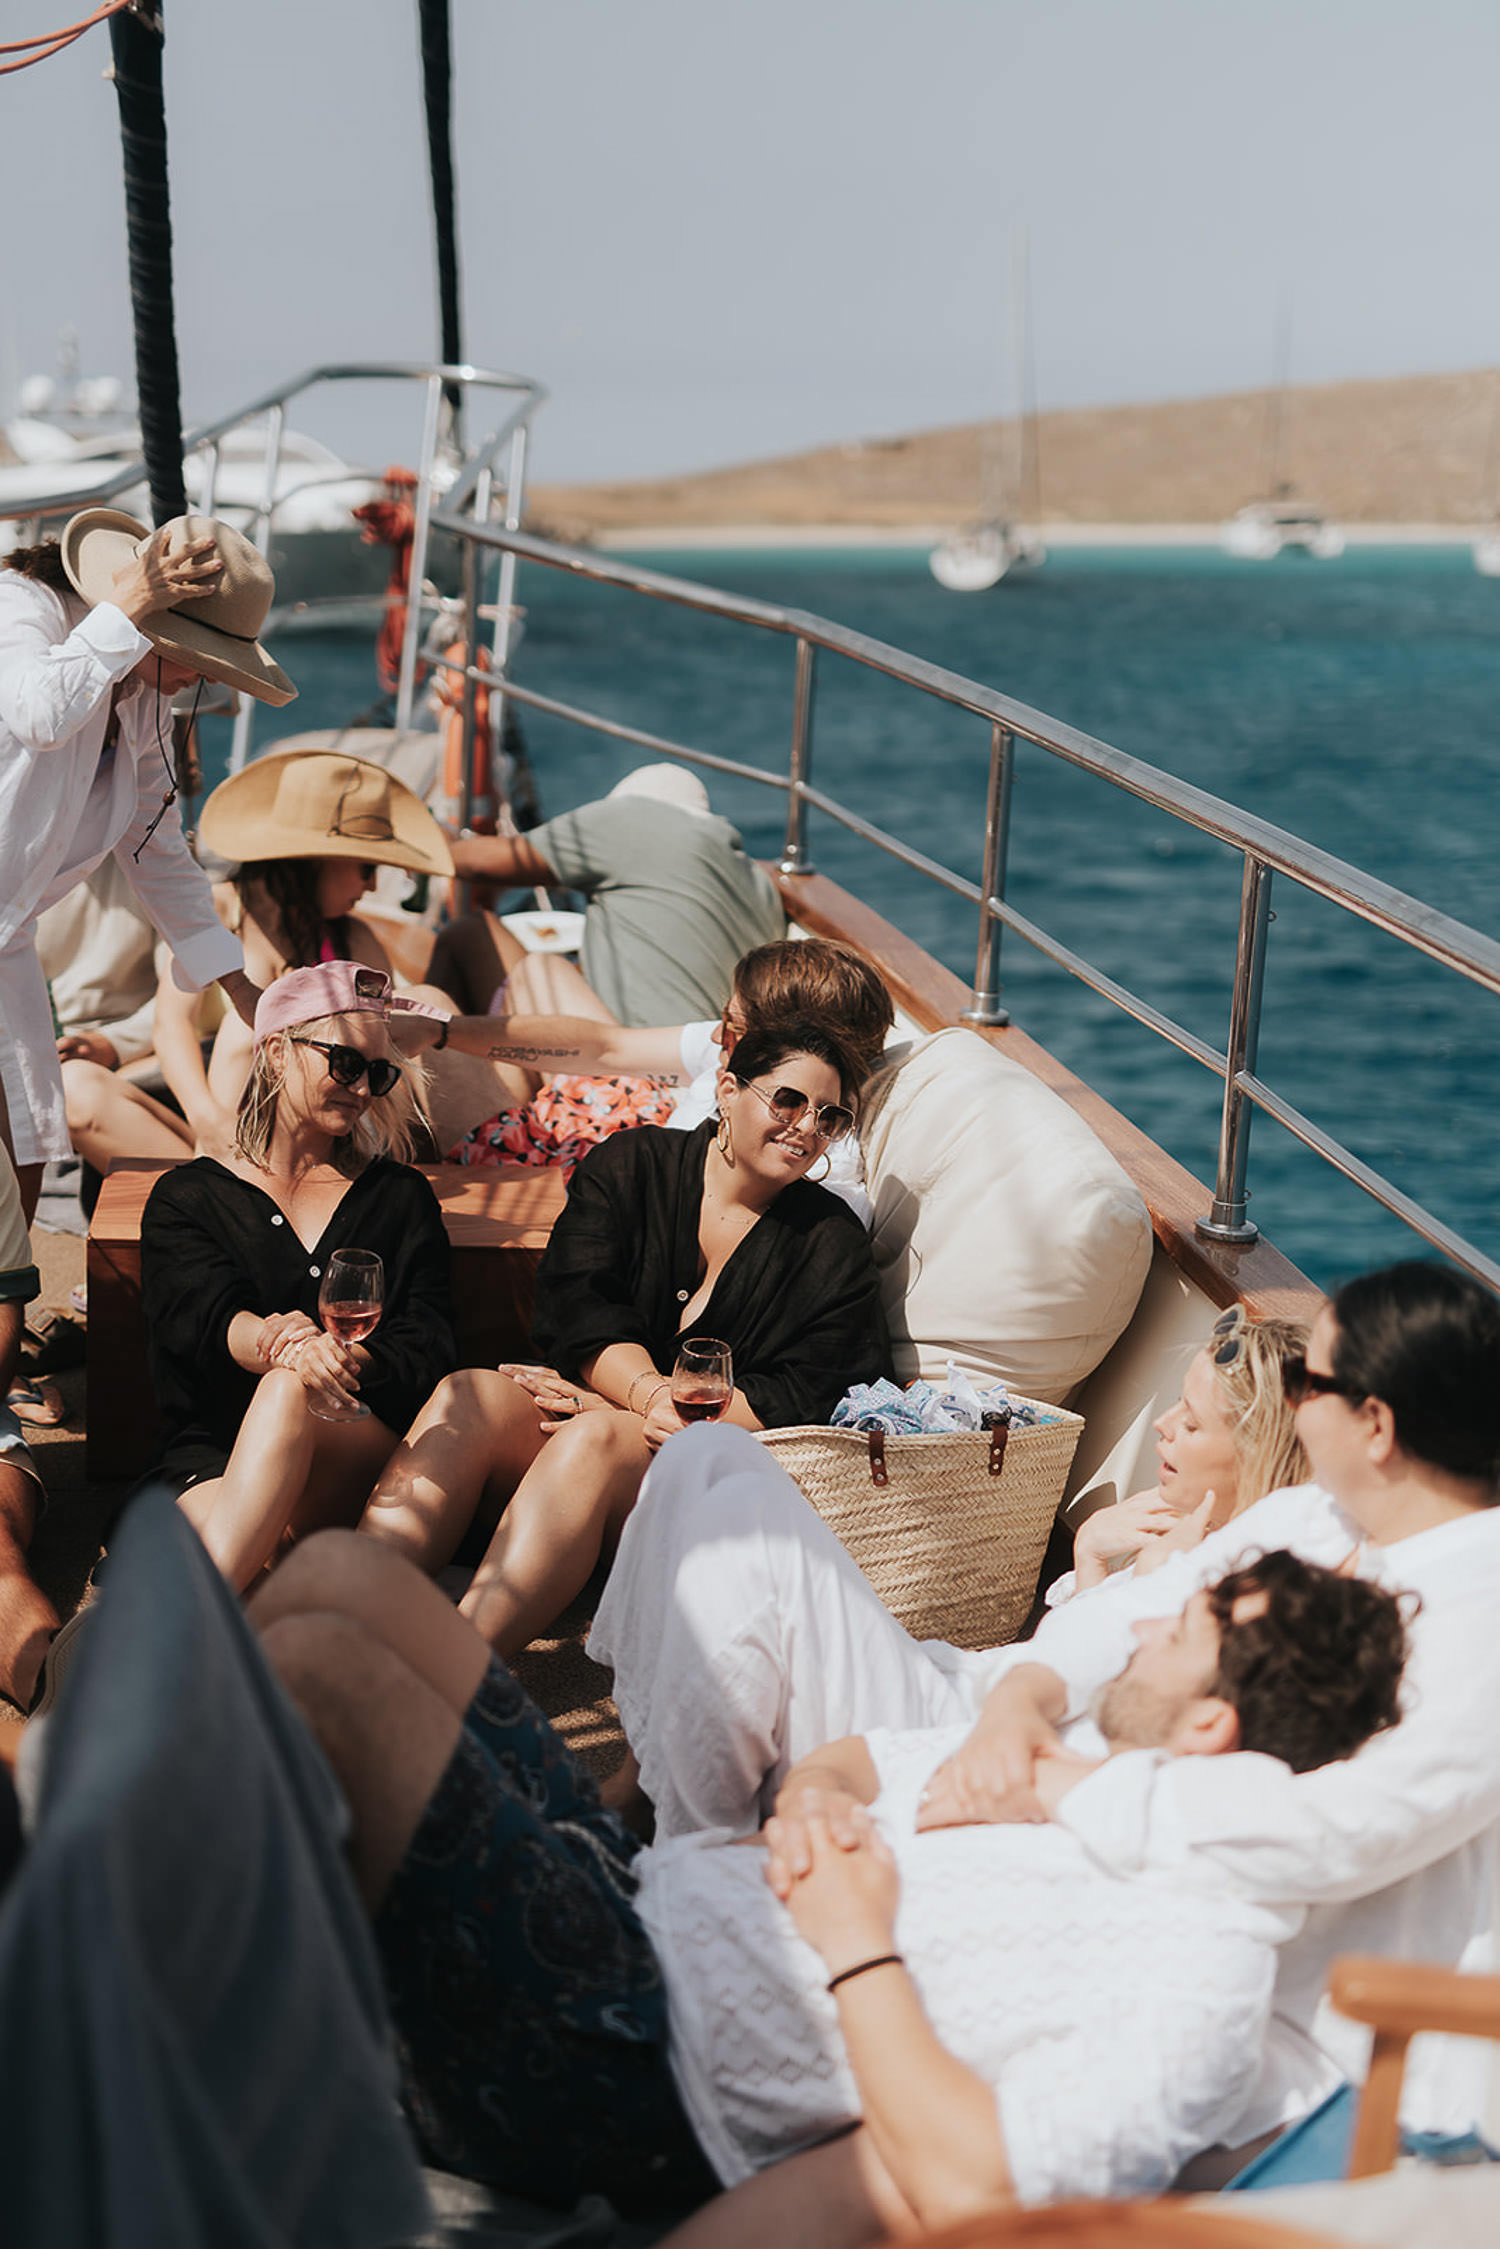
[249,1532,1406,2240]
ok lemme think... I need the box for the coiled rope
[0,0,130,76]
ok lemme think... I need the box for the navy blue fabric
[376,1658,717,2217]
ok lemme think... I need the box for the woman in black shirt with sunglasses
[361,1018,891,1657]
[140,963,454,1589]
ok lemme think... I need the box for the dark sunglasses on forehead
[1210,1306,1249,1367]
[291,1038,402,1099]
[735,1076,855,1143]
[1281,1354,1366,1409]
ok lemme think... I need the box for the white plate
[499,908,586,955]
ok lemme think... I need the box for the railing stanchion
[963,721,1013,1026]
[486,421,529,824]
[395,373,445,736]
[779,637,817,875]
[229,406,284,774]
[454,529,484,917]
[1198,854,1273,1245]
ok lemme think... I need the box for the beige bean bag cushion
[861,1027,1151,1404]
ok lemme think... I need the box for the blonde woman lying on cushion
[1063,1308,1309,1595]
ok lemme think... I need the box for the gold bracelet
[626,1369,660,1412]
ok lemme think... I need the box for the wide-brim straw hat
[199,748,454,876]
[60,508,296,707]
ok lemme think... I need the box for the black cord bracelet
[826,1952,904,1995]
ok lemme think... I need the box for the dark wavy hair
[729,1015,864,1113]
[4,538,71,591]
[1329,1261,1500,1493]
[733,940,894,1078]
[235,858,351,972]
[1207,1549,1409,1773]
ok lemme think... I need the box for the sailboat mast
[418,0,465,433]
[108,0,187,524]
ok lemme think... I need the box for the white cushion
[861,1027,1151,1404]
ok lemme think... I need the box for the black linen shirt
[140,1156,455,1475]
[530,1121,892,1428]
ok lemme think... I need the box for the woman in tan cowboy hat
[0,508,290,1230]
[61,748,454,1176]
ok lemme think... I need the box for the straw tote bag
[758,1400,1083,1650]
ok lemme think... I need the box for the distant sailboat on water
[1471,371,1500,576]
[930,226,1045,592]
[1220,296,1343,561]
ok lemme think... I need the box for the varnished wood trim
[775,867,1318,1320]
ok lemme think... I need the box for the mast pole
[108,0,187,525]
[418,0,464,437]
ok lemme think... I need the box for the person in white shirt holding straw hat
[0,506,295,1224]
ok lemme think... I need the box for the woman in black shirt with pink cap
[140,962,455,1589]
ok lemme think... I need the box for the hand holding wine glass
[312,1248,384,1422]
[671,1336,733,1426]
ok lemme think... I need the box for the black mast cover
[109,2,187,526]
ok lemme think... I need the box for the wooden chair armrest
[1330,1953,1500,2043]
[1328,1953,1500,2178]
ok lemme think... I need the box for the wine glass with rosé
[313,1248,384,1421]
[671,1337,734,1425]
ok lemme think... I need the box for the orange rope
[0,0,130,72]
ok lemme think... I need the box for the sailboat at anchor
[930,226,1045,592]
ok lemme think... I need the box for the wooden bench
[86,1159,567,1481]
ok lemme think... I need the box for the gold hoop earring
[808,1151,831,1184]
[716,1107,733,1162]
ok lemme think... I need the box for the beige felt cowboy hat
[60,509,296,707]
[198,747,454,876]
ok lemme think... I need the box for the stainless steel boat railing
[3,360,547,773]
[430,517,1500,1294]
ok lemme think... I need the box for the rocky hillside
[528,368,1500,535]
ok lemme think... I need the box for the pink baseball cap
[253,962,449,1044]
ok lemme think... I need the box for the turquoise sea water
[213,546,1500,1292]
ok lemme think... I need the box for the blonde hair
[1209,1313,1312,1512]
[234,1011,428,1175]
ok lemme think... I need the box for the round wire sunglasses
[734,1076,855,1143]
[291,1038,403,1100]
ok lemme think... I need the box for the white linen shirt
[636,1722,1287,2206]
[971,1485,1500,2141]
[0,574,240,989]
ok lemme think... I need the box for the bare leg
[425,911,530,1014]
[180,1367,399,1592]
[359,1368,548,1571]
[61,1058,193,1171]
[458,1407,651,1657]
[502,949,618,1024]
[660,2130,914,2249]
[249,1527,493,1715]
[0,1300,57,1708]
[259,1611,469,1912]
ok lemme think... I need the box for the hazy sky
[5,0,1499,483]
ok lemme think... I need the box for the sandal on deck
[5,1376,65,1429]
